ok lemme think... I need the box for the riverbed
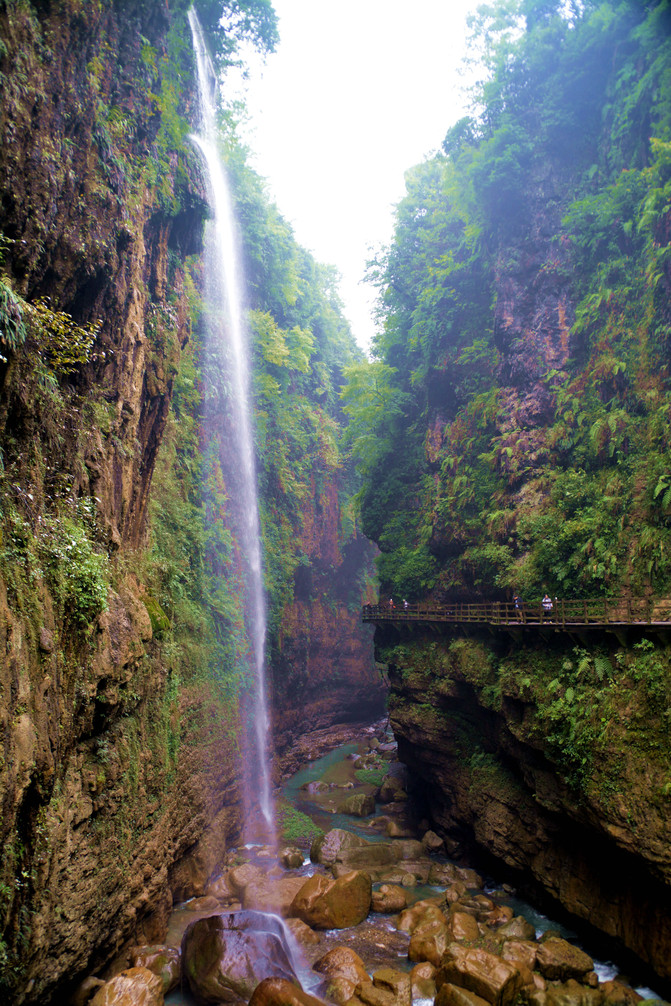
[164,722,663,1005]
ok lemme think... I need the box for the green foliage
[39,516,108,627]
[354,768,387,787]
[276,802,323,847]
[343,0,671,603]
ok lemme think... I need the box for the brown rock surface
[371,884,408,913]
[436,946,524,1006]
[249,977,326,1006]
[314,947,370,985]
[243,875,308,916]
[535,938,594,981]
[291,871,372,929]
[128,947,180,994]
[90,967,164,1006]
[181,912,297,1003]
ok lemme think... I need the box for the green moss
[276,803,323,848]
[354,768,387,787]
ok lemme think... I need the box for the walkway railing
[362,597,671,628]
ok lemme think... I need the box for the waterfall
[188,8,274,843]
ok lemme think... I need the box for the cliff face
[0,3,383,1001]
[271,474,384,752]
[379,626,671,985]
[0,3,241,1001]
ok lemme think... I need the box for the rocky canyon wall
[0,2,236,1000]
[0,3,383,1001]
[377,625,671,987]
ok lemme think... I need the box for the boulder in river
[447,911,480,943]
[281,847,305,869]
[242,875,307,916]
[228,862,264,895]
[291,871,372,929]
[535,937,594,981]
[284,917,322,947]
[435,982,491,1006]
[408,919,451,966]
[396,900,447,934]
[128,945,180,994]
[311,829,369,865]
[248,977,324,1006]
[313,946,370,985]
[338,793,376,817]
[496,917,536,942]
[181,910,297,1003]
[436,945,524,1006]
[371,884,407,913]
[90,967,164,1006]
[422,829,444,852]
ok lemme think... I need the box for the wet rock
[428,863,461,886]
[248,977,325,1006]
[410,962,437,1001]
[385,821,414,838]
[181,911,296,1003]
[69,976,106,1006]
[371,884,407,913]
[445,883,469,904]
[285,917,322,947]
[243,875,307,916]
[536,938,594,981]
[396,900,447,933]
[447,911,480,942]
[436,946,524,1006]
[422,829,444,852]
[90,967,163,1006]
[500,939,538,972]
[496,917,536,941]
[455,867,484,889]
[129,946,180,994]
[408,920,451,966]
[281,847,305,869]
[311,829,369,865]
[526,980,604,1006]
[325,977,358,1004]
[353,982,396,1006]
[228,862,264,895]
[435,982,491,1006]
[206,874,235,901]
[372,967,411,1006]
[392,839,425,860]
[601,981,644,1006]
[400,872,417,888]
[314,946,370,985]
[303,781,331,794]
[337,844,402,870]
[338,793,376,817]
[483,905,514,927]
[187,895,220,912]
[291,871,372,929]
[379,777,407,804]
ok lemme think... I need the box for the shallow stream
[165,725,662,1005]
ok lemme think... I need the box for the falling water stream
[188,7,274,843]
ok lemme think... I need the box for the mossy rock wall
[379,625,671,984]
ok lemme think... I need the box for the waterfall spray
[188,7,274,843]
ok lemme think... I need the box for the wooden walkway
[362,597,671,630]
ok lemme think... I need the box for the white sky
[229,0,478,351]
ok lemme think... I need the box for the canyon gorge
[1,1,671,1004]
